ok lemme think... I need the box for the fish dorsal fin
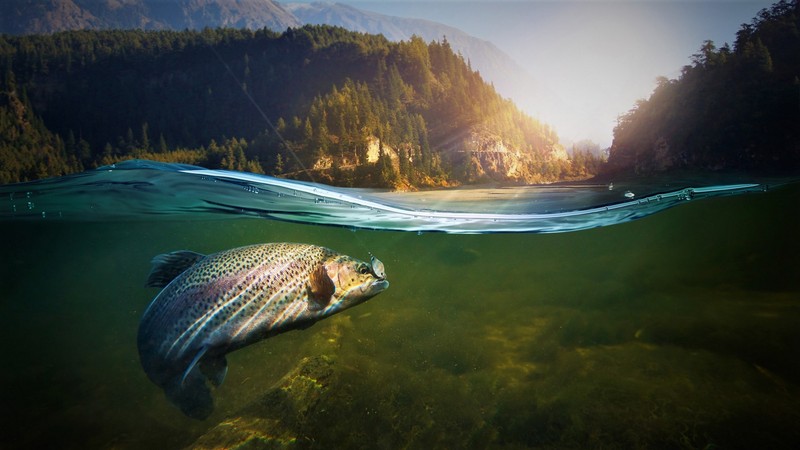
[145,250,205,288]
[307,264,335,312]
[200,355,228,388]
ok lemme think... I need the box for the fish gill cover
[0,159,775,233]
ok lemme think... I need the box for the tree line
[606,0,799,176]
[1,25,592,187]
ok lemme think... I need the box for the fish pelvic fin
[145,250,205,288]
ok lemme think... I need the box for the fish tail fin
[145,250,205,288]
[164,369,214,420]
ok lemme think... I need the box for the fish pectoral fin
[145,250,206,288]
[181,345,209,387]
[170,346,223,419]
[200,355,228,387]
[307,264,335,312]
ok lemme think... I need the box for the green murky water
[1,182,799,449]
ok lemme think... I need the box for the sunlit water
[1,161,799,449]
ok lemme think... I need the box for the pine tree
[273,153,284,175]
[141,122,150,151]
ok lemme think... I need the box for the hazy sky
[287,0,777,147]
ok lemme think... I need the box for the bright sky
[289,0,777,147]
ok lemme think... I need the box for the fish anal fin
[307,264,335,312]
[200,355,228,387]
[145,250,205,288]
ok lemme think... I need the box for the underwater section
[1,160,798,449]
[0,159,777,233]
[1,181,799,449]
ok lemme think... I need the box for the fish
[137,242,389,419]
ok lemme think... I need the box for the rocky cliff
[443,129,569,185]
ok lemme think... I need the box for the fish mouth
[372,279,389,292]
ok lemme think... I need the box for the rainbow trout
[137,243,388,419]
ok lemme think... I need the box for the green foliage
[0,71,81,183]
[607,0,800,175]
[0,24,583,187]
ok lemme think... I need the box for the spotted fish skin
[137,243,388,419]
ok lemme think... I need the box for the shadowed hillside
[605,0,799,177]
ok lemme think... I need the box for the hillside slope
[0,26,587,187]
[0,0,553,149]
[0,0,300,34]
[605,0,799,176]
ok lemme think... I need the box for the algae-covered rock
[189,355,335,450]
[188,324,344,450]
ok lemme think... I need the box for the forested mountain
[284,1,541,117]
[1,1,545,150]
[0,26,585,187]
[0,0,300,34]
[605,0,800,176]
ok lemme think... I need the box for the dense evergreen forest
[0,25,588,187]
[606,0,800,176]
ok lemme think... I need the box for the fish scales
[141,244,328,372]
[137,242,388,420]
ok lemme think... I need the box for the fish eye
[357,264,370,275]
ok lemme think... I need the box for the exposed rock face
[608,135,677,176]
[466,132,526,181]
[364,136,398,165]
[446,130,568,184]
[641,136,675,173]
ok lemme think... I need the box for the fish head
[320,253,389,313]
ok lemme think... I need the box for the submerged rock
[187,324,345,449]
[188,355,335,449]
